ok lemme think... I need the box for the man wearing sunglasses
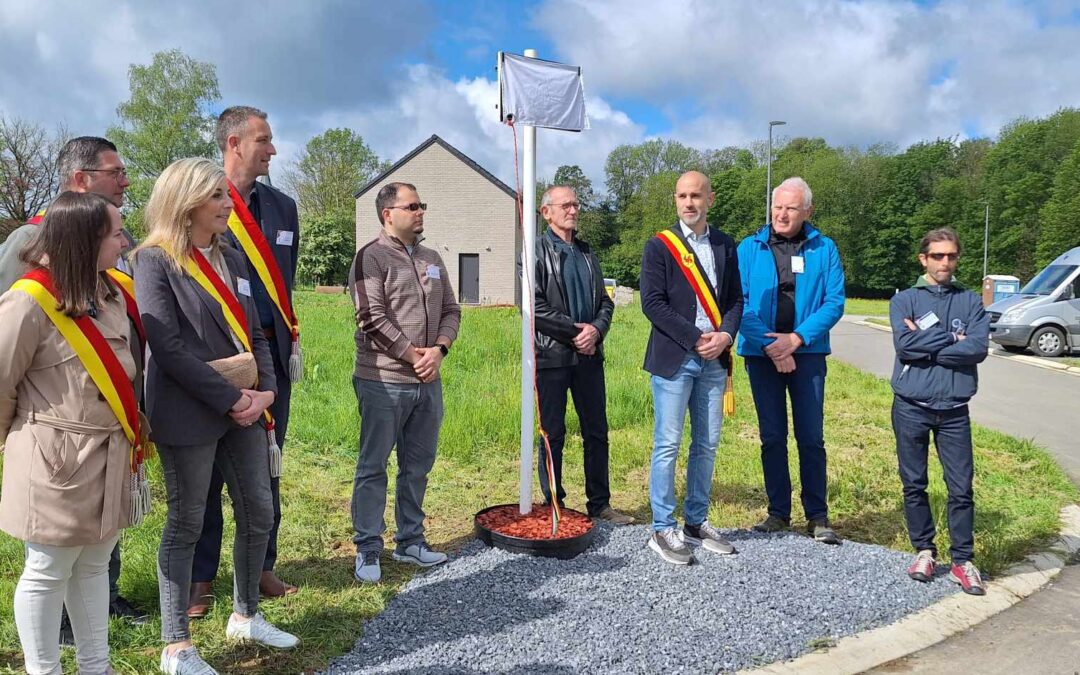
[532,186,632,525]
[348,182,460,584]
[889,228,990,596]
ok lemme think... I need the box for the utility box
[982,274,1020,306]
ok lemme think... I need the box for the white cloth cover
[500,53,588,132]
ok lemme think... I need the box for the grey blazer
[134,245,276,446]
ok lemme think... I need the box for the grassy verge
[865,317,891,328]
[0,291,1074,674]
[844,298,890,317]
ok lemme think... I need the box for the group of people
[0,106,308,675]
[0,113,990,674]
[526,170,989,599]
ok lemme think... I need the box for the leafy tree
[1037,138,1080,267]
[606,171,680,285]
[298,212,354,286]
[604,139,703,208]
[107,49,220,236]
[0,116,68,223]
[282,128,386,220]
[551,164,598,211]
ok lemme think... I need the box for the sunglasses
[388,202,427,212]
[926,252,959,261]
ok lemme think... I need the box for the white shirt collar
[678,220,709,241]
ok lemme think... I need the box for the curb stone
[740,504,1080,675]
[853,320,1080,378]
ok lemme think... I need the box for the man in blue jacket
[641,171,743,565]
[737,177,845,544]
[890,228,988,596]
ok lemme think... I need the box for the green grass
[845,298,890,317]
[865,317,891,328]
[1,290,1075,673]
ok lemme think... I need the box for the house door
[459,253,480,304]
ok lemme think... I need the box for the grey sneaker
[595,506,636,525]
[683,520,737,555]
[354,550,381,584]
[392,542,448,567]
[753,514,791,533]
[226,612,299,649]
[648,528,696,565]
[808,518,841,545]
[160,646,218,674]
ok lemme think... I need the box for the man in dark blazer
[189,106,301,615]
[640,170,743,566]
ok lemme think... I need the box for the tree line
[3,48,1080,292]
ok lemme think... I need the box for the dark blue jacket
[736,223,845,357]
[889,277,989,409]
[640,224,743,378]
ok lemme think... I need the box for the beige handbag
[207,352,257,389]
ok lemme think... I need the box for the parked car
[987,247,1080,357]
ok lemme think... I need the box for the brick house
[354,134,521,305]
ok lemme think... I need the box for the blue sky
[2,0,1080,195]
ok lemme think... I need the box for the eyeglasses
[82,167,128,181]
[926,252,959,261]
[551,201,581,211]
[388,202,427,212]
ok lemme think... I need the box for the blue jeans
[744,354,828,522]
[649,353,727,531]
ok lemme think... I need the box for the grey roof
[354,134,518,200]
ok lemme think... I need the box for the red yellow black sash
[13,268,151,523]
[26,209,46,225]
[225,182,302,382]
[105,268,145,350]
[655,229,736,416]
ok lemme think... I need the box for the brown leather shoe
[259,570,298,598]
[595,506,636,525]
[186,581,214,619]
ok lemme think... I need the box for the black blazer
[135,245,276,446]
[225,181,300,369]
[640,224,743,378]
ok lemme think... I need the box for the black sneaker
[683,520,737,555]
[110,595,150,624]
[752,514,790,533]
[648,528,695,565]
[807,518,841,545]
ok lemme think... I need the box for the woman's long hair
[20,191,117,317]
[135,157,227,271]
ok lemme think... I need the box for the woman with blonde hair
[0,191,136,674]
[134,157,297,675]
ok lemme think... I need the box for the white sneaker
[160,646,218,674]
[355,550,382,583]
[225,613,299,649]
[392,542,448,567]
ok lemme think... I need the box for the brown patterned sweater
[349,229,461,383]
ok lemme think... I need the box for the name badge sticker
[276,230,294,246]
[236,278,252,297]
[791,256,805,274]
[916,311,940,330]
[426,264,441,280]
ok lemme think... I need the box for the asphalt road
[829,316,1080,674]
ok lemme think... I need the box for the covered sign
[498,52,588,132]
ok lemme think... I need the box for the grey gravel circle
[324,523,959,674]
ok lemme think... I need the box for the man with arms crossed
[640,171,743,565]
[349,183,461,583]
[890,228,988,595]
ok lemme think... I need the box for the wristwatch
[438,344,449,357]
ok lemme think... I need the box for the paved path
[829,316,1080,674]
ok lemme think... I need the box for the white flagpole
[519,48,538,515]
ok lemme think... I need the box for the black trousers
[193,353,290,582]
[892,396,975,563]
[536,356,611,516]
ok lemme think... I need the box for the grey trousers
[351,376,443,553]
[156,425,274,643]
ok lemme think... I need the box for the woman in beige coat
[0,192,133,675]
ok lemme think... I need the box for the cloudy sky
[2,0,1079,194]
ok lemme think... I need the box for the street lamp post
[766,120,787,223]
[982,202,990,279]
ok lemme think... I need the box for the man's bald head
[674,171,714,231]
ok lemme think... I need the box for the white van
[987,247,1080,357]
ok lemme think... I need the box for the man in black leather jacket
[533,185,633,524]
